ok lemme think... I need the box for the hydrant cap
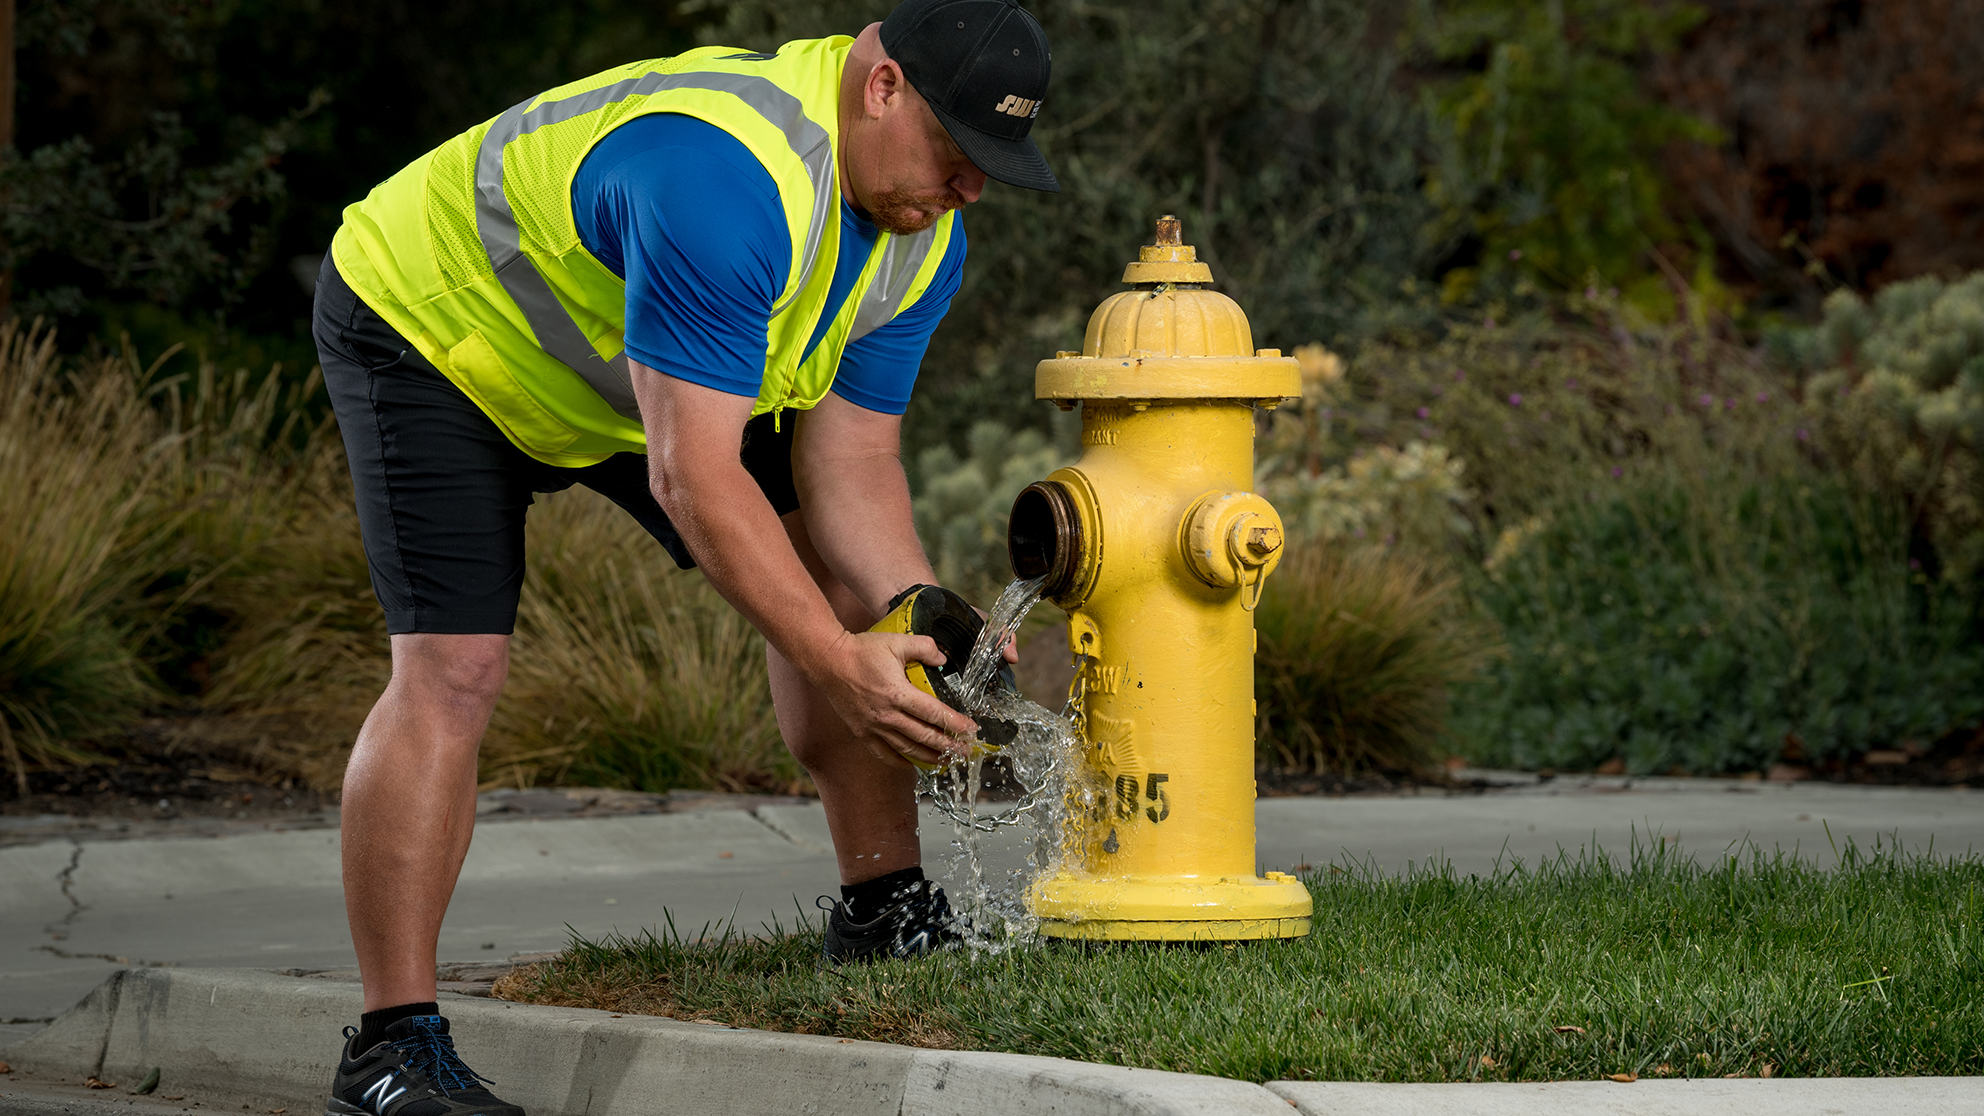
[1033,215,1302,404]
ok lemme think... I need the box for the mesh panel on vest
[426,133,492,290]
[509,117,601,257]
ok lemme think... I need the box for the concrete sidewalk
[3,778,1980,1056]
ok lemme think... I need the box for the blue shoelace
[391,1019,491,1094]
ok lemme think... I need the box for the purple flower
[1699,393,1714,407]
[1455,370,1466,382]
[1755,391,1770,404]
[1484,317,1497,330]
[1509,393,1523,407]
[1611,466,1623,478]
[1566,378,1577,388]
[1584,286,1598,301]
[1508,249,1523,261]
[1725,397,1737,411]
[1416,407,1430,419]
[1796,428,1810,441]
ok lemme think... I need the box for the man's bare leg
[771,511,921,885]
[341,632,510,1012]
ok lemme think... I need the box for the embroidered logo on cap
[994,94,1041,118]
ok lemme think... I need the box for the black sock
[841,866,925,922]
[354,1001,440,1053]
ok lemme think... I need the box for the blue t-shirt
[570,113,965,415]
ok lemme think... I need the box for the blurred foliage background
[3,0,1982,795]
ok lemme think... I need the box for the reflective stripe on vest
[848,222,939,345]
[474,72,837,420]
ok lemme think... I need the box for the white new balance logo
[994,94,1040,118]
[361,1072,409,1113]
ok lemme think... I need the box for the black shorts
[312,256,798,636]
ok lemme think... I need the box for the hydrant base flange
[1038,917,1312,942]
[1029,871,1313,942]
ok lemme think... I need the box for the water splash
[916,576,1095,950]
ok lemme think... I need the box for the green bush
[1455,477,1983,773]
[1267,304,1984,773]
[1416,0,1721,315]
[1779,275,1984,587]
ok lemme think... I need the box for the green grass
[497,839,1984,1082]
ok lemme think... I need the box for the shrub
[1270,307,1984,773]
[1455,477,1984,774]
[1779,275,1984,587]
[0,325,163,788]
[1255,545,1492,776]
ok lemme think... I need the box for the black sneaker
[324,1014,524,1116]
[821,879,963,963]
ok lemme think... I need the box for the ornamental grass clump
[0,324,165,788]
[488,487,794,793]
[1254,545,1491,776]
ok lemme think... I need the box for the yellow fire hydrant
[1009,216,1311,941]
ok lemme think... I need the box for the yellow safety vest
[331,36,958,467]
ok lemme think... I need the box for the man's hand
[815,629,977,769]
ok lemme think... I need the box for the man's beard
[864,186,965,235]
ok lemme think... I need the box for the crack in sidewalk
[43,842,86,942]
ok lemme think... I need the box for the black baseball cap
[880,0,1059,193]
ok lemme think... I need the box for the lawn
[493,837,1984,1083]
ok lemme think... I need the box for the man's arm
[632,361,974,769]
[789,390,933,618]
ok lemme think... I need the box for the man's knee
[390,633,511,711]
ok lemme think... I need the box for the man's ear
[864,58,906,121]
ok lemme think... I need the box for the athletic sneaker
[820,878,963,963]
[324,1014,524,1116]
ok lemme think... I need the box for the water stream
[915,577,1104,950]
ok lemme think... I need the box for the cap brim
[928,101,1060,193]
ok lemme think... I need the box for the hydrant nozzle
[1014,216,1310,941]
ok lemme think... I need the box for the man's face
[855,73,988,235]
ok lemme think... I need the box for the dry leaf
[1656,1064,1674,1075]
[84,1077,116,1089]
[163,1097,185,1102]
[268,1108,287,1114]
[717,851,733,859]
[1553,1025,1586,1034]
[0,1062,11,1074]
[1606,1072,1638,1083]
[1724,1073,1744,1079]
[1479,1056,1497,1068]
[1761,1064,1775,1078]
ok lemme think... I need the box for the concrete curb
[1,968,1289,1115]
[5,968,1981,1115]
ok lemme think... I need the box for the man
[308,2,1056,1113]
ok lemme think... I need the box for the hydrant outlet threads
[1008,479,1094,600]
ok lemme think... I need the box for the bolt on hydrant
[1008,215,1311,941]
